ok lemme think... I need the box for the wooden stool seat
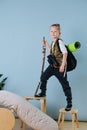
[0,108,15,130]
[25,96,46,112]
[58,108,79,128]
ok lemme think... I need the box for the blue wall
[0,0,87,121]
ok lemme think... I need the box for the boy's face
[50,26,61,40]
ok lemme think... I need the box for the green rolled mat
[67,41,81,52]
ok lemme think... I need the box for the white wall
[0,0,87,120]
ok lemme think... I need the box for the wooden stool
[58,108,79,128]
[25,96,46,113]
[20,96,46,129]
[0,108,15,130]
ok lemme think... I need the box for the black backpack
[57,40,77,72]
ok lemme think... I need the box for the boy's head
[50,24,61,40]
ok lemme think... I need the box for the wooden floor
[58,121,87,130]
[13,119,87,130]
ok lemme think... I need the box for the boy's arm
[59,53,67,72]
[59,40,67,72]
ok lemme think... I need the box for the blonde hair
[50,24,60,31]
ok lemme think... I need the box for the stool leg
[40,99,46,113]
[75,113,79,128]
[58,112,62,125]
[61,112,65,126]
[72,113,75,129]
[20,119,23,130]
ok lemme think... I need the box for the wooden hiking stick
[34,37,46,96]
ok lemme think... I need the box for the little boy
[35,24,72,111]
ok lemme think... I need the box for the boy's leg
[54,69,72,111]
[35,65,54,97]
